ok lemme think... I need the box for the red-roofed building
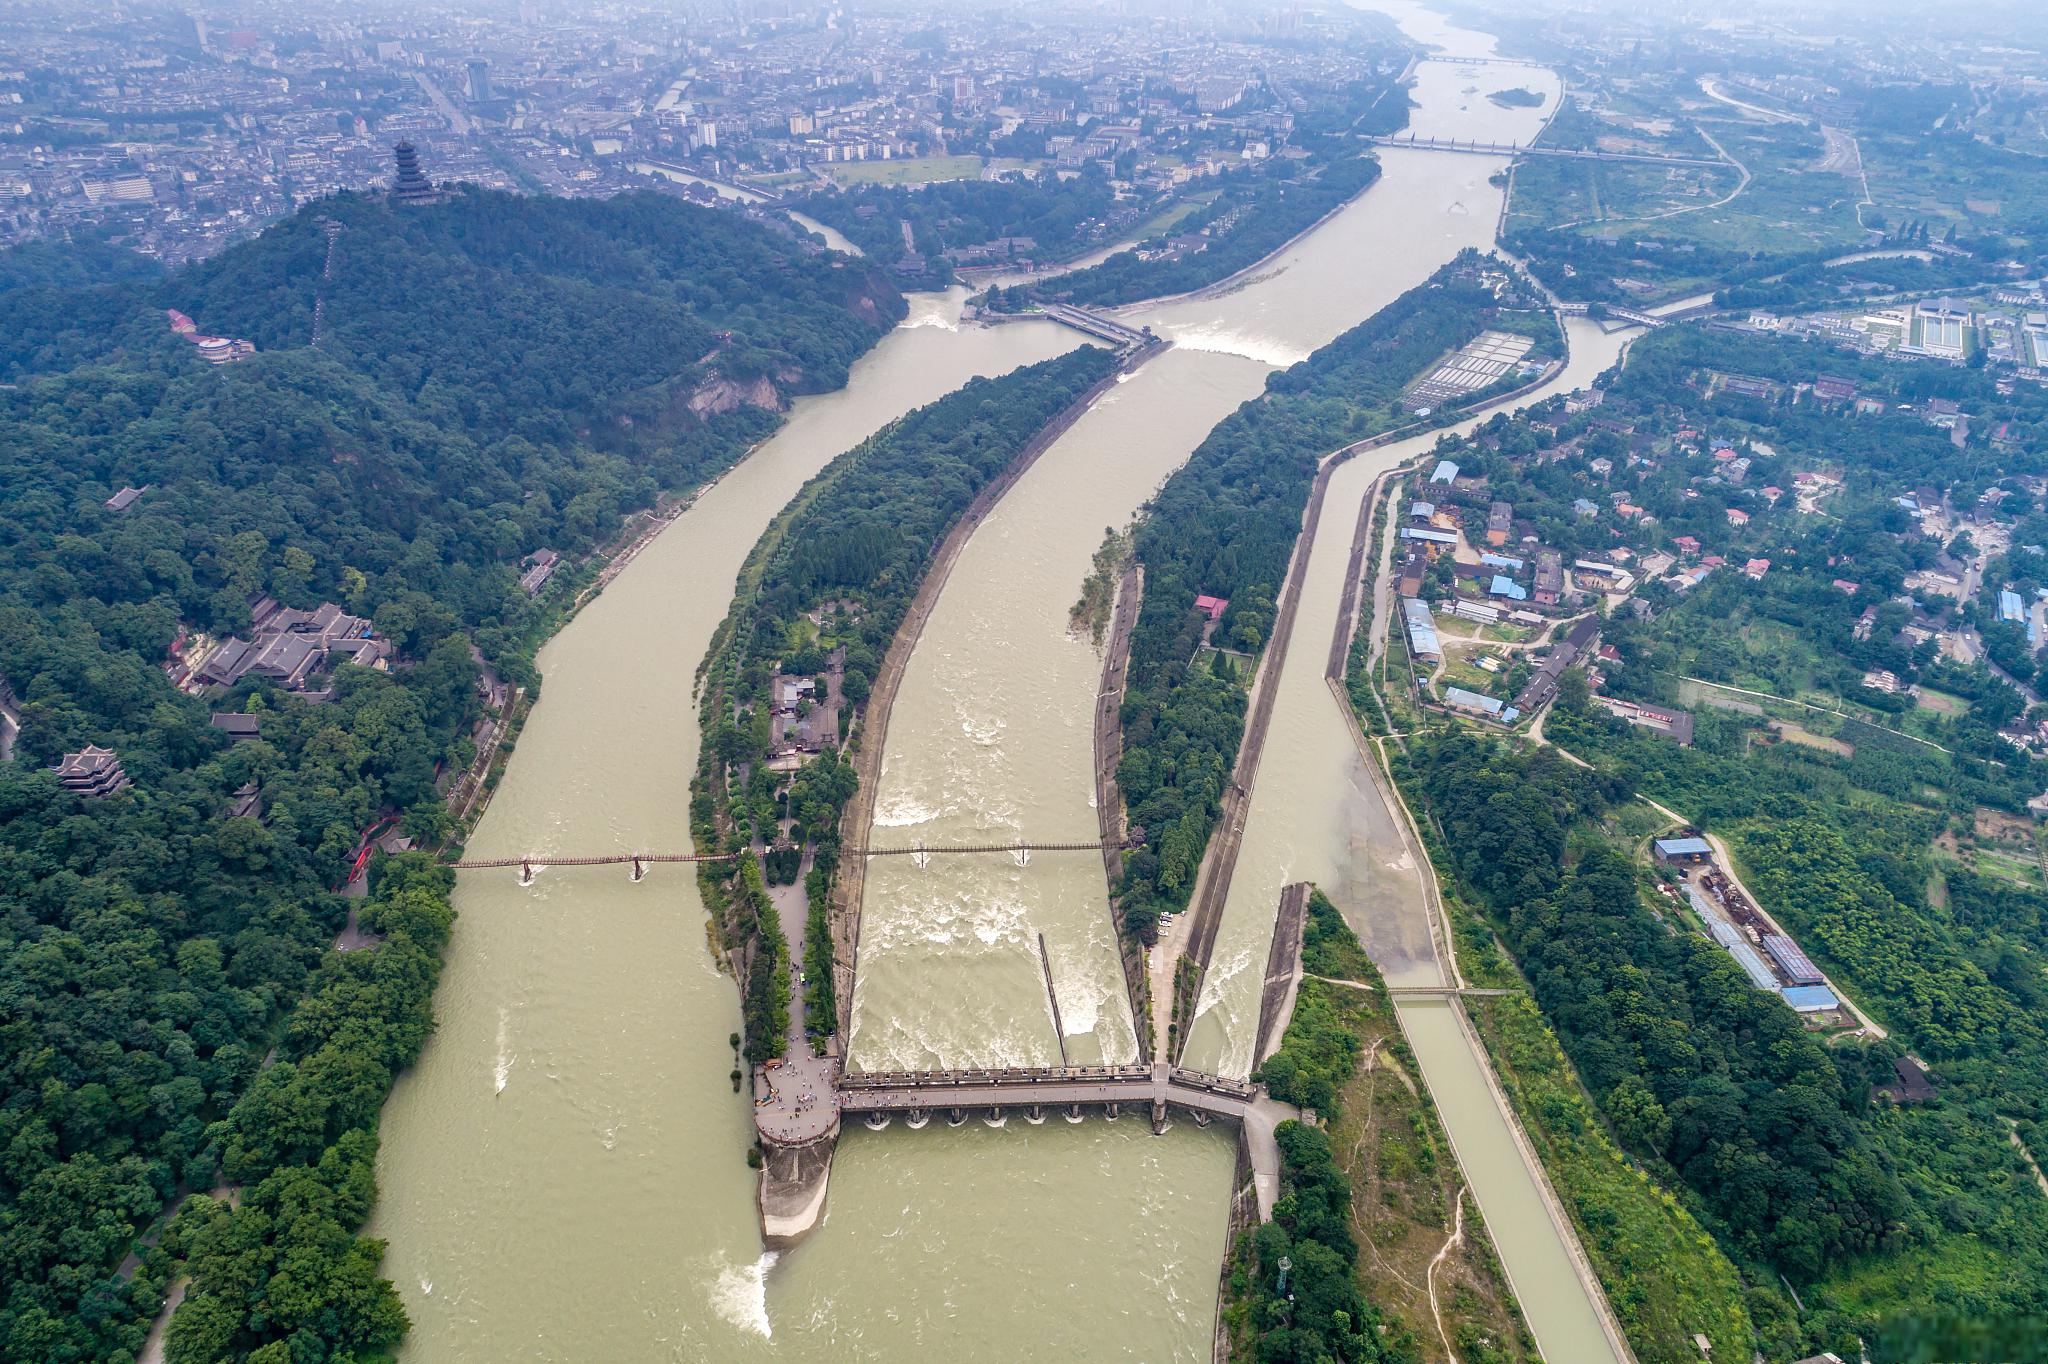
[1672,535,1701,556]
[1744,558,1771,579]
[1726,507,1751,526]
[1193,594,1228,623]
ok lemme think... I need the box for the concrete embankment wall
[1095,563,1152,1060]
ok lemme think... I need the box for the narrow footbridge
[452,837,1136,881]
[1385,985,1515,998]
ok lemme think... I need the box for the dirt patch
[1679,679,1764,715]
[1974,806,2035,845]
[1769,720,1853,757]
[1915,688,1966,716]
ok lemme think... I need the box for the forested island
[1016,154,1385,309]
[690,345,1120,1063]
[0,187,903,1362]
[1115,252,1559,948]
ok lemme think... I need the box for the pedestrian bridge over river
[452,836,1140,883]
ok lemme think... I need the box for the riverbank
[367,297,1105,1360]
[1335,460,1756,1362]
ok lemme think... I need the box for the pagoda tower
[390,141,438,204]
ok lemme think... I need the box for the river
[374,4,1621,1359]
[845,11,1566,1077]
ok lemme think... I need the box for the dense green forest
[0,190,903,1362]
[1116,255,1557,939]
[691,345,1118,1058]
[1229,1122,1414,1364]
[1547,690,2048,1291]
[1408,734,1909,1278]
[789,170,1125,285]
[1023,154,1384,307]
[1415,703,2048,1358]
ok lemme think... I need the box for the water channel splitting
[372,15,1634,1355]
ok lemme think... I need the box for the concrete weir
[759,1127,839,1249]
[760,1061,1296,1240]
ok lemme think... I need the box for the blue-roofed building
[1400,597,1442,661]
[1729,942,1779,992]
[1479,552,1525,572]
[1781,984,1840,1012]
[2000,589,2025,624]
[1762,933,1824,986]
[1489,575,1528,601]
[1429,459,1459,485]
[1683,883,1717,924]
[1444,685,1504,717]
[1400,527,1457,546]
[1654,836,1713,862]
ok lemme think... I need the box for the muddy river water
[372,6,1625,1358]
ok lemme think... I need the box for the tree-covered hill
[789,170,1126,285]
[0,189,904,1364]
[3,189,904,432]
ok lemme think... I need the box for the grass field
[824,155,985,186]
[1507,157,1743,233]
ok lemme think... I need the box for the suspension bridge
[451,837,1138,882]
